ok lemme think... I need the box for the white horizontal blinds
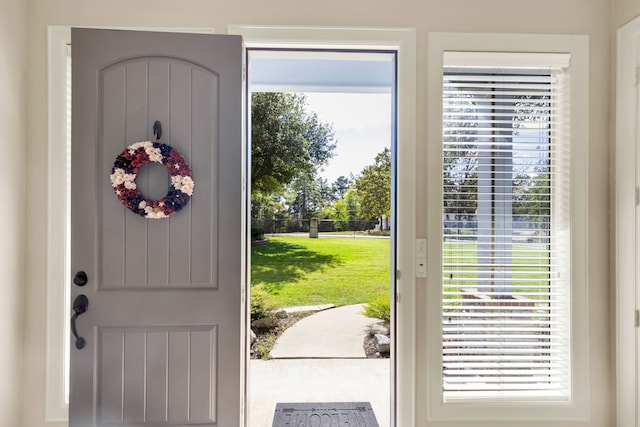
[441,57,571,402]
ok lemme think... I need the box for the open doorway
[246,49,396,427]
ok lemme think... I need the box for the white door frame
[616,15,640,427]
[229,25,417,427]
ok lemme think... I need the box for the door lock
[73,271,88,287]
[71,295,89,349]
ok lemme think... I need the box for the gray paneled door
[70,28,243,426]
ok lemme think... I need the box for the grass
[443,240,551,299]
[250,237,546,310]
[251,236,390,308]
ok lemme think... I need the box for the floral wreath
[110,141,195,219]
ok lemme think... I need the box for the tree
[331,188,360,231]
[513,168,551,227]
[442,92,552,220]
[443,95,479,218]
[332,175,353,199]
[287,173,334,220]
[250,190,287,220]
[355,148,391,227]
[251,93,336,197]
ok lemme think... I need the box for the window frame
[426,32,589,421]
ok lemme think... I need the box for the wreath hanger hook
[153,121,162,141]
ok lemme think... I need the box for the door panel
[97,326,218,424]
[98,58,219,290]
[70,28,243,426]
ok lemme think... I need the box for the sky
[303,92,392,184]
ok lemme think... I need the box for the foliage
[250,311,313,360]
[442,90,553,220]
[251,227,265,241]
[355,148,391,225]
[286,173,335,219]
[251,190,288,221]
[513,169,551,225]
[443,95,478,217]
[251,93,336,197]
[284,174,359,232]
[332,175,353,199]
[250,284,280,321]
[363,296,391,322]
[331,189,361,231]
[253,334,277,360]
[251,237,390,307]
[510,96,552,224]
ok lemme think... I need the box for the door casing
[616,15,640,427]
[229,25,417,427]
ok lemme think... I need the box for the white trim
[46,25,71,423]
[427,32,589,421]
[247,49,395,94]
[45,24,216,424]
[616,15,640,427]
[443,51,571,69]
[228,25,417,427]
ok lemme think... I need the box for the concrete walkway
[250,304,390,426]
[270,304,373,359]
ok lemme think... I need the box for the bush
[250,284,279,321]
[363,296,390,322]
[251,227,265,241]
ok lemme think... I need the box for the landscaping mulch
[250,312,389,359]
[363,334,389,359]
[250,312,310,359]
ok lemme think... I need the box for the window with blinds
[441,55,571,402]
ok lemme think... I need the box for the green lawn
[250,237,546,309]
[251,236,391,308]
[443,241,550,299]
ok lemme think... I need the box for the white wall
[23,0,614,426]
[0,0,27,425]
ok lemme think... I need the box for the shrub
[251,227,265,241]
[363,296,390,322]
[250,284,279,321]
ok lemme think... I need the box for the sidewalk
[250,304,390,426]
[270,304,373,359]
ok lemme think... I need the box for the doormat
[272,402,379,426]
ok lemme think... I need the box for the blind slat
[441,65,571,400]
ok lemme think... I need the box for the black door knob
[71,295,89,350]
[73,271,88,287]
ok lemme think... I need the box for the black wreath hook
[153,121,162,141]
